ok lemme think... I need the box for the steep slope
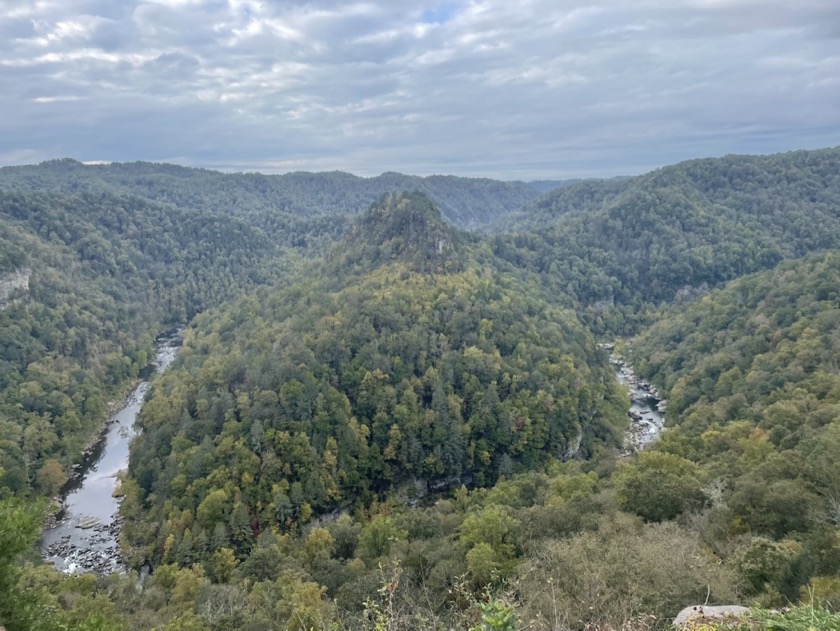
[0,162,538,500]
[0,216,156,496]
[624,252,840,592]
[493,147,840,331]
[328,191,465,276]
[120,192,627,565]
[0,188,289,497]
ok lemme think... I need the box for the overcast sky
[1,0,839,179]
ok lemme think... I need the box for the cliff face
[0,267,30,308]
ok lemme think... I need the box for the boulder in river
[77,516,102,529]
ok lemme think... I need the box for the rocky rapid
[602,344,667,452]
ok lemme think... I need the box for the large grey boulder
[673,605,750,627]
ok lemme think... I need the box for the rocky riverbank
[41,516,125,575]
[40,332,181,575]
[601,343,667,452]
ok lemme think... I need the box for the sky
[1,0,839,179]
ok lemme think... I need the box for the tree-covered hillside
[0,157,558,504]
[624,252,840,602]
[121,192,627,568]
[493,147,840,332]
[0,188,292,497]
[0,159,545,232]
[3,148,840,630]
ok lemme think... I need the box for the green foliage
[123,192,626,568]
[6,149,840,630]
[0,185,292,498]
[359,517,407,562]
[210,547,238,583]
[804,576,840,612]
[614,451,704,522]
[733,537,800,598]
[460,505,519,584]
[0,500,126,631]
[470,594,518,631]
[246,574,333,631]
[627,251,840,608]
[517,513,736,629]
[0,498,42,628]
[493,147,840,333]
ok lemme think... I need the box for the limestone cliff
[0,267,31,308]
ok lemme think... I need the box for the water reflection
[40,333,180,574]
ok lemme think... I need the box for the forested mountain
[2,148,840,630]
[523,179,577,193]
[493,147,840,332]
[622,252,840,603]
[120,192,627,570]
[0,158,550,503]
[0,159,544,231]
[0,188,291,498]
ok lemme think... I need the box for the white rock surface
[673,604,750,627]
[0,268,30,308]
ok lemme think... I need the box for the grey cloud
[86,18,139,51]
[0,0,838,178]
[1,16,37,40]
[145,52,200,78]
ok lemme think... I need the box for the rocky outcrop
[674,282,710,303]
[0,267,31,308]
[673,604,749,627]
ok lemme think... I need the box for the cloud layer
[2,0,839,178]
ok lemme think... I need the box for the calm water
[40,334,180,574]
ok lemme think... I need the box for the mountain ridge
[0,158,546,230]
[2,146,840,630]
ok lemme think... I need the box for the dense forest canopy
[622,252,840,608]
[492,147,840,332]
[0,159,549,232]
[120,192,627,569]
[0,187,292,498]
[1,147,840,630]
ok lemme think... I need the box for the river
[40,332,181,575]
[603,345,667,452]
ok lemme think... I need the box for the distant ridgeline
[120,191,627,565]
[0,158,548,231]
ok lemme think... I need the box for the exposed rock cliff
[0,267,30,308]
